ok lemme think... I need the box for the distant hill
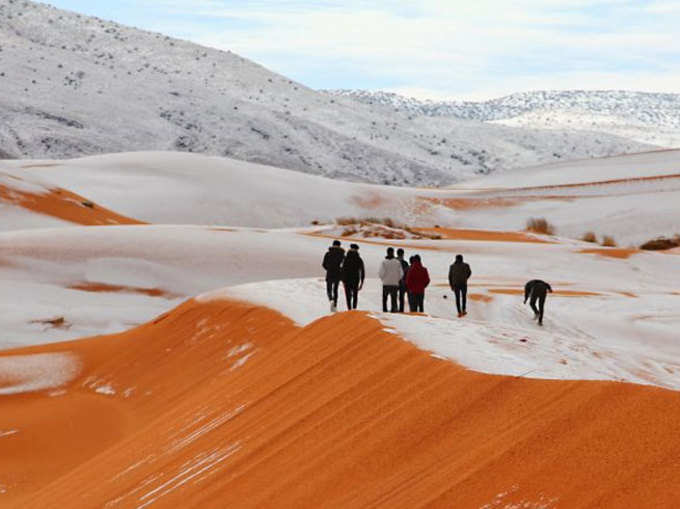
[0,0,656,185]
[327,89,680,147]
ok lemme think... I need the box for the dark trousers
[382,285,399,312]
[453,284,467,314]
[407,292,416,312]
[398,286,407,312]
[326,278,340,305]
[412,293,424,313]
[530,293,546,324]
[344,283,359,310]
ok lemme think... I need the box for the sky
[45,0,680,101]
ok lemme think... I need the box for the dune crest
[0,181,144,226]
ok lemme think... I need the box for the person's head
[414,254,421,263]
[350,243,359,251]
[332,240,341,248]
[396,248,405,258]
[409,256,415,264]
[386,247,394,258]
[455,254,463,263]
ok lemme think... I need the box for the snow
[216,275,680,390]
[0,204,71,231]
[3,149,679,246]
[95,384,116,396]
[0,352,80,395]
[452,149,680,188]
[136,444,240,509]
[6,152,441,228]
[0,429,18,438]
[229,351,256,371]
[0,149,679,394]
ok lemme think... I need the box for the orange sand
[2,300,680,507]
[422,196,520,210]
[416,227,552,243]
[351,192,385,209]
[307,226,551,251]
[580,248,638,259]
[516,172,680,192]
[69,282,178,299]
[468,293,494,303]
[0,183,144,226]
[489,288,602,297]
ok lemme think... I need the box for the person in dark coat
[524,279,553,326]
[407,255,416,311]
[396,248,409,312]
[448,254,472,317]
[322,240,345,312]
[341,244,365,310]
[405,254,430,313]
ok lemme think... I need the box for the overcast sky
[46,0,680,100]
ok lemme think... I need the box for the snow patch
[0,352,80,395]
[95,385,116,396]
[137,444,241,508]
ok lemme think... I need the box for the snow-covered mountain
[328,89,680,148]
[0,1,656,185]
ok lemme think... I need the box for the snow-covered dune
[1,152,441,228]
[2,221,679,393]
[2,149,679,245]
[442,149,680,245]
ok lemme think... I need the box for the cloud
[48,0,680,99]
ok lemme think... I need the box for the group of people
[322,240,552,325]
[377,246,430,313]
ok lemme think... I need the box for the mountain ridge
[0,0,657,185]
[326,89,680,147]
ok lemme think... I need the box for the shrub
[334,217,441,240]
[640,236,680,251]
[336,217,358,226]
[525,217,555,235]
[581,231,598,243]
[601,235,617,247]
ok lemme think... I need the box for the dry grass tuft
[525,217,555,235]
[336,217,359,226]
[601,235,618,247]
[581,231,598,243]
[640,235,680,251]
[335,217,441,240]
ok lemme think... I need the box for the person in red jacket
[405,254,430,313]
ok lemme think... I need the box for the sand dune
[1,299,680,507]
[0,176,143,227]
[2,150,680,507]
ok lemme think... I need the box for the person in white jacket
[378,247,404,312]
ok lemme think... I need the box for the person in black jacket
[407,255,417,312]
[448,254,472,317]
[341,243,365,310]
[524,279,553,326]
[396,248,409,312]
[322,240,345,312]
